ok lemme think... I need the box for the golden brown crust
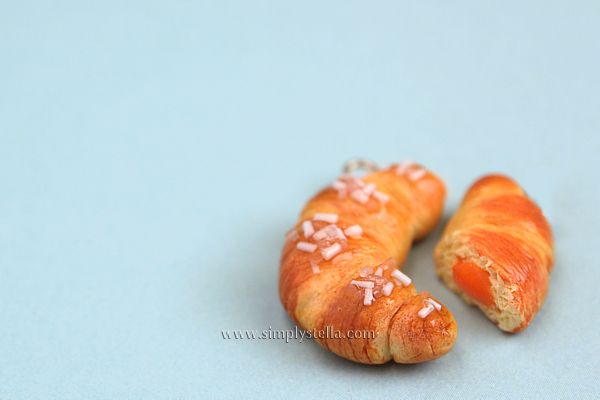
[434,174,555,332]
[389,293,457,363]
[279,163,457,363]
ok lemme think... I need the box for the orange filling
[452,260,494,307]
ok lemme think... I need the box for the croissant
[279,161,457,364]
[433,174,554,332]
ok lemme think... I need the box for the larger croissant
[434,174,555,332]
[279,162,457,364]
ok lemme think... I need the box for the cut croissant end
[433,174,554,333]
[434,234,525,332]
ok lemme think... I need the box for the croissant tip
[388,294,458,364]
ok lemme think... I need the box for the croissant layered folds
[279,162,457,364]
[434,174,555,332]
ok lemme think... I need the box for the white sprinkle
[373,190,390,204]
[391,270,412,287]
[332,180,346,191]
[382,282,394,296]
[344,225,363,237]
[313,213,339,223]
[396,160,415,175]
[418,304,435,318]
[297,242,317,253]
[351,280,375,289]
[302,220,314,238]
[321,242,342,261]
[375,267,383,276]
[427,298,442,311]
[310,261,321,274]
[362,182,377,196]
[408,168,426,181]
[364,288,374,306]
[350,190,369,204]
[285,229,299,241]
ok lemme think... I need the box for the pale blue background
[1,1,599,398]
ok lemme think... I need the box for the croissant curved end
[389,293,458,363]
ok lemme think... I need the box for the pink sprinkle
[359,266,373,277]
[382,282,394,296]
[344,225,363,237]
[332,180,346,191]
[324,224,339,239]
[396,160,415,175]
[312,227,328,240]
[350,190,369,204]
[335,226,347,240]
[321,243,342,261]
[408,168,426,181]
[310,261,321,274]
[364,288,374,306]
[374,267,383,276]
[339,240,350,252]
[302,220,314,238]
[313,213,339,223]
[373,190,390,204]
[418,304,434,318]
[391,270,412,286]
[297,242,317,253]
[355,178,366,188]
[285,229,299,241]
[362,182,377,196]
[382,258,396,270]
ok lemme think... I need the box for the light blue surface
[1,1,599,398]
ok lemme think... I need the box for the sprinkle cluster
[285,213,363,274]
[285,162,444,316]
[346,258,415,306]
[332,175,390,205]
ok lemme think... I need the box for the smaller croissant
[434,174,555,332]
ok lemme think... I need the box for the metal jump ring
[343,158,379,174]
